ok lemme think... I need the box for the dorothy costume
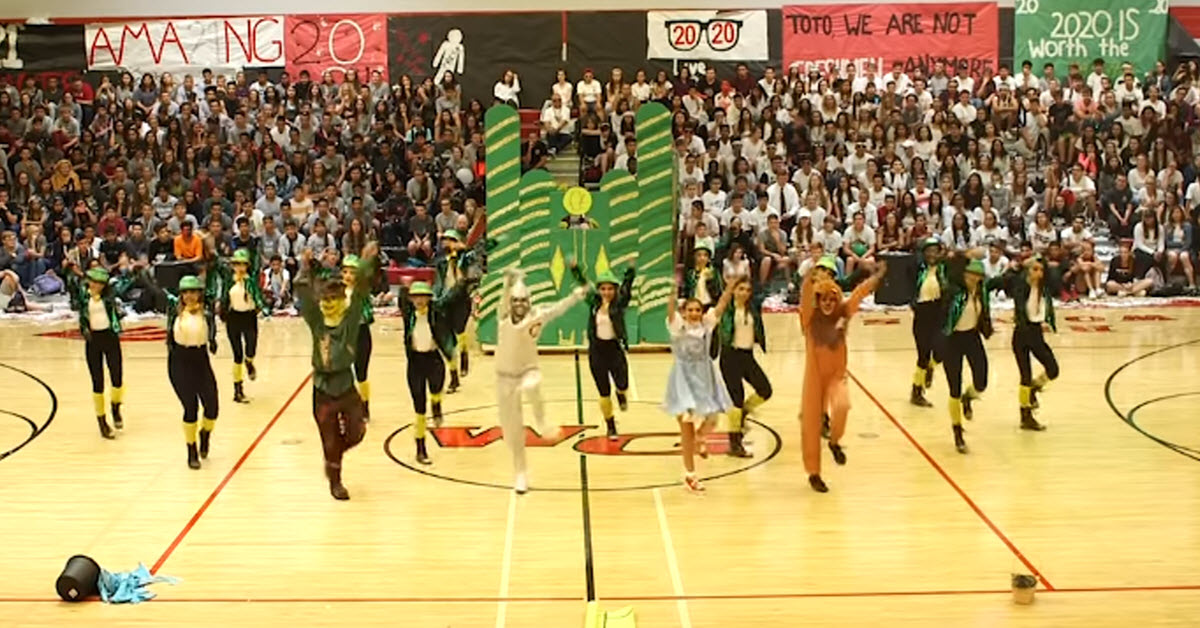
[663,310,732,421]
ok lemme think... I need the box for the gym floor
[1,304,1198,626]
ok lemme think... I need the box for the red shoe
[684,474,706,494]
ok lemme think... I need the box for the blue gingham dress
[662,311,732,417]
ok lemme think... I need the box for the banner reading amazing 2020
[1013,0,1168,75]
[782,3,998,76]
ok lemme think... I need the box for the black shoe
[829,442,846,465]
[460,351,469,377]
[431,402,444,428]
[822,413,831,440]
[247,361,257,381]
[910,385,933,408]
[1029,385,1042,409]
[808,474,829,493]
[962,394,974,421]
[728,432,752,458]
[111,403,124,430]
[327,464,349,500]
[199,429,211,459]
[187,443,201,469]
[448,371,460,394]
[953,425,968,454]
[362,400,370,424]
[616,392,628,412]
[416,438,432,465]
[605,417,618,441]
[97,416,115,440]
[1020,408,1046,431]
[233,382,247,404]
[925,367,935,388]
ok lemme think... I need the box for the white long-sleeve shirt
[493,77,522,106]
[496,287,585,379]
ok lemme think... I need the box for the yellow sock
[358,379,371,402]
[728,407,743,432]
[246,357,254,368]
[92,393,106,417]
[964,385,978,400]
[415,413,428,438]
[111,386,124,405]
[233,362,244,383]
[949,398,963,426]
[183,422,198,444]
[431,392,442,405]
[448,354,459,374]
[599,397,614,420]
[1032,373,1049,389]
[457,332,468,351]
[1019,385,1032,408]
[201,417,216,433]
[913,367,927,388]
[744,393,766,414]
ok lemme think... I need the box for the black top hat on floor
[56,555,101,602]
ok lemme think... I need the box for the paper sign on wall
[1013,0,1167,75]
[647,10,769,61]
[285,14,388,82]
[783,3,998,76]
[86,17,285,74]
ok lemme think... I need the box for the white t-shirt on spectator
[815,228,843,254]
[577,79,602,104]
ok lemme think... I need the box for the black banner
[566,11,782,96]
[0,23,85,73]
[388,13,562,106]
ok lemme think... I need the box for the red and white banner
[647,10,769,61]
[285,14,388,82]
[86,17,285,74]
[783,3,998,76]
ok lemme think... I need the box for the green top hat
[921,237,942,251]
[178,275,204,291]
[443,229,462,242]
[595,270,620,286]
[341,254,361,269]
[231,248,252,264]
[408,281,434,296]
[85,267,110,284]
[816,255,838,272]
[965,259,986,276]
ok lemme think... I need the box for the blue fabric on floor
[98,563,179,604]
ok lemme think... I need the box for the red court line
[150,373,312,575]
[9,584,1200,604]
[847,371,1055,591]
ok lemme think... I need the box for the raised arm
[536,263,588,325]
[293,248,324,329]
[617,267,636,308]
[845,263,886,319]
[800,269,817,330]
[710,275,740,322]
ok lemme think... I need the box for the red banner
[285,14,388,81]
[783,3,998,76]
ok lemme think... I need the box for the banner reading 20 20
[1013,0,1167,75]
[783,3,997,76]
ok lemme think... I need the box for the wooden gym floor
[1,304,1199,626]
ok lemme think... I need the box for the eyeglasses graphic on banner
[664,18,743,52]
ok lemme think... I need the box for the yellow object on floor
[585,601,636,628]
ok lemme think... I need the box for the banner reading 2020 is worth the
[1013,0,1168,75]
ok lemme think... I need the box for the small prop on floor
[1011,573,1037,605]
[96,562,178,603]
[585,600,637,627]
[56,555,101,601]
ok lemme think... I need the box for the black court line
[1123,391,1200,456]
[0,362,58,462]
[574,350,597,602]
[1104,339,1200,462]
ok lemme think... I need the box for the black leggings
[225,309,258,364]
[407,350,445,414]
[588,339,629,398]
[85,329,123,394]
[942,330,988,399]
[912,301,944,370]
[719,347,772,408]
[1012,323,1059,385]
[355,324,372,383]
[169,346,219,423]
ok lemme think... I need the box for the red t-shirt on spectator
[97,215,127,238]
[71,82,95,104]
